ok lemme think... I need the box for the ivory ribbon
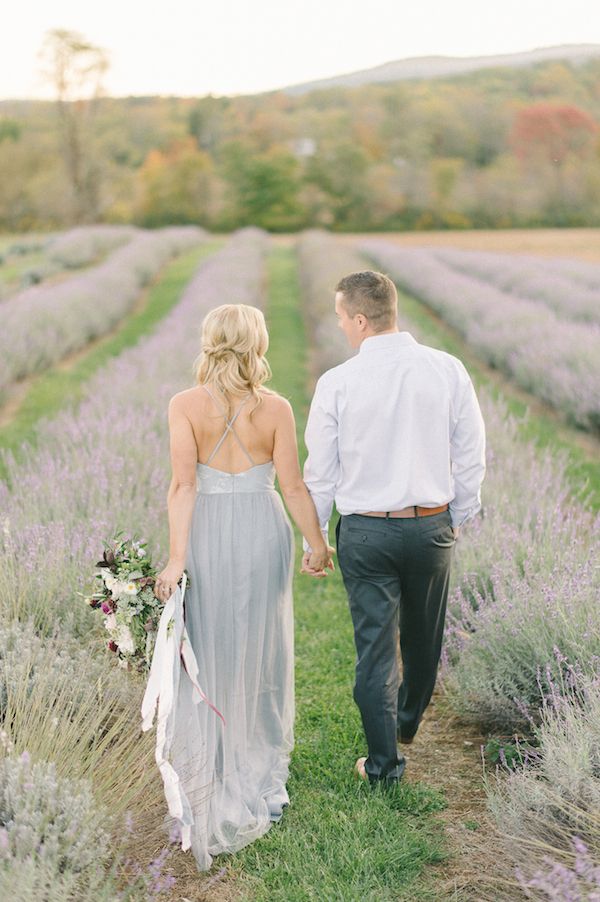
[141,572,225,850]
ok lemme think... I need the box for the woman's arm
[272,398,334,574]
[155,394,198,601]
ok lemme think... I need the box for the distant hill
[281,44,600,95]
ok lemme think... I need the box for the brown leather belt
[359,503,449,519]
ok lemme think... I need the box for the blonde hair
[193,304,272,416]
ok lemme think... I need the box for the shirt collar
[358,331,417,355]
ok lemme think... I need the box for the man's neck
[361,327,399,343]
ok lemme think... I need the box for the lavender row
[0,226,205,402]
[1,225,136,271]
[46,224,138,268]
[360,240,600,431]
[0,228,266,636]
[430,246,600,325]
[0,226,137,302]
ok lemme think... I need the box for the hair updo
[193,304,272,416]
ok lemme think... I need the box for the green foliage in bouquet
[80,530,189,673]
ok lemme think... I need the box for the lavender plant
[0,226,205,401]
[485,673,600,899]
[0,746,178,900]
[0,749,116,898]
[0,619,154,803]
[360,240,600,431]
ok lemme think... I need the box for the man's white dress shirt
[303,331,486,549]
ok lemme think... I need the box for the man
[302,270,486,786]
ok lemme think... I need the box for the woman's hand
[154,560,185,603]
[301,545,336,578]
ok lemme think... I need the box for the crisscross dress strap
[202,385,255,466]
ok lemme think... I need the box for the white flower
[137,547,146,558]
[2,517,10,538]
[102,572,117,591]
[116,625,135,654]
[110,580,129,598]
[104,613,117,632]
[122,582,138,596]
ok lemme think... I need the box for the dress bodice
[196,461,276,495]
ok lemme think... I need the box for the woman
[153,303,333,871]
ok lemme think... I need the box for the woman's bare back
[177,385,288,474]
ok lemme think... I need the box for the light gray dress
[166,387,295,872]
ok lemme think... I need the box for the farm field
[0,226,599,900]
[343,227,600,261]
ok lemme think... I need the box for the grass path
[0,242,220,480]
[223,245,450,902]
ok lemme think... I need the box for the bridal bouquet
[81,531,188,673]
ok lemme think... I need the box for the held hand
[452,526,460,540]
[154,560,184,603]
[300,545,336,578]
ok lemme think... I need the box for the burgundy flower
[107,640,118,653]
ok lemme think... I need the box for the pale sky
[2,0,599,99]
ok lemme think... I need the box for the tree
[220,143,305,231]
[136,138,215,226]
[510,102,598,220]
[0,119,21,143]
[39,29,109,223]
[188,95,231,153]
[510,102,598,167]
[305,142,371,229]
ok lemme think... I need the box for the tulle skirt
[165,464,295,871]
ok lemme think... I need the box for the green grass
[229,247,448,902]
[0,241,221,477]
[392,286,600,512]
[0,250,48,289]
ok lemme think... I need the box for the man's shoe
[354,756,368,781]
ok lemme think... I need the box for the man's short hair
[335,270,398,331]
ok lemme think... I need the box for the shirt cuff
[303,527,329,555]
[448,501,482,529]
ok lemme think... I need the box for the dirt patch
[340,228,600,262]
[401,684,526,900]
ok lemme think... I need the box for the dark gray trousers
[336,510,455,784]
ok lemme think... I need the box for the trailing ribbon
[140,571,225,850]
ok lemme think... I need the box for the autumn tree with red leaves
[510,102,598,167]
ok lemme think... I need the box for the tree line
[0,30,599,232]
